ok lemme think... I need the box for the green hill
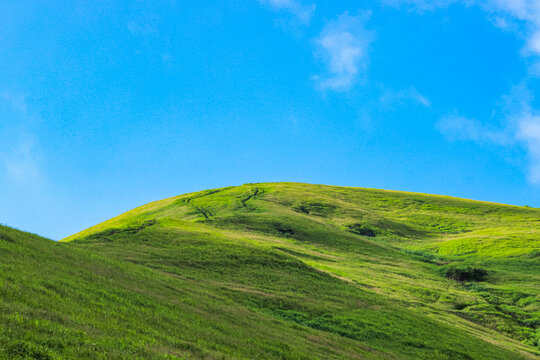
[1,182,539,359]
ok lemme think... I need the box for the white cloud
[314,12,374,92]
[259,0,316,24]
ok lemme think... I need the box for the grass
[1,182,539,359]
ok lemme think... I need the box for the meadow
[1,182,539,359]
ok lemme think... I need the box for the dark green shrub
[346,223,377,237]
[0,232,14,242]
[292,202,336,216]
[445,267,488,282]
[6,342,52,360]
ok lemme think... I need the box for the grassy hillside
[2,183,539,359]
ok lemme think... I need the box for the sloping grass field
[1,182,539,359]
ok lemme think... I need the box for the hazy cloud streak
[259,0,316,24]
[517,113,540,183]
[0,92,44,184]
[379,88,432,107]
[438,85,540,184]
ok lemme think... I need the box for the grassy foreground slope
[1,223,418,360]
[1,183,538,359]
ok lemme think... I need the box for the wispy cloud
[384,0,540,182]
[507,84,540,183]
[0,92,44,184]
[517,112,540,183]
[2,135,43,183]
[438,85,540,184]
[259,0,316,24]
[0,91,29,115]
[127,20,159,37]
[480,1,540,69]
[127,16,178,67]
[258,4,375,92]
[381,0,460,11]
[379,87,432,107]
[313,12,374,92]
[382,0,540,73]
[437,114,510,144]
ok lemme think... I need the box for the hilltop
[1,183,539,359]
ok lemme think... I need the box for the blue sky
[1,0,540,239]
